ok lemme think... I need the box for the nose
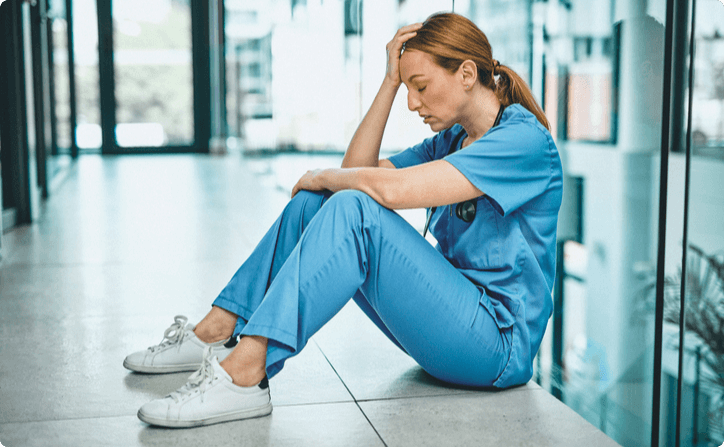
[407,90,421,112]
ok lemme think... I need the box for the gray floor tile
[0,314,350,424]
[0,402,384,447]
[0,262,242,322]
[268,341,354,407]
[1,156,288,266]
[359,389,622,447]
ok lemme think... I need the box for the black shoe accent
[223,335,239,349]
[258,376,269,390]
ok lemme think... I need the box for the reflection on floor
[0,154,621,447]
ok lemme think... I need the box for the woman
[125,12,562,428]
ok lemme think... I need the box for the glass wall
[512,0,667,445]
[663,1,724,445]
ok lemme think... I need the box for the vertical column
[0,0,32,227]
[192,0,211,153]
[65,0,78,157]
[96,0,116,153]
[208,0,226,154]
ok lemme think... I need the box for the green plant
[662,244,724,442]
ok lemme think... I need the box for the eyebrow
[406,74,424,83]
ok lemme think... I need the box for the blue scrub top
[388,104,563,387]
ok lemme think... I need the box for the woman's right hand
[385,23,423,87]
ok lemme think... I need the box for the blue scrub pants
[212,190,510,387]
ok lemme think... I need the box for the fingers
[396,22,423,37]
[388,22,423,49]
[386,22,423,84]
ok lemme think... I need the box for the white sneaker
[123,315,236,373]
[137,347,272,428]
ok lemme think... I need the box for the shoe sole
[123,359,201,374]
[137,403,273,428]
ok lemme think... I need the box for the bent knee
[325,189,378,210]
[284,190,329,223]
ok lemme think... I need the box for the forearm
[315,168,396,208]
[341,79,400,169]
[295,161,483,210]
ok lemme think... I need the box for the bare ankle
[219,335,269,386]
[194,307,237,343]
[193,326,231,344]
[221,361,266,387]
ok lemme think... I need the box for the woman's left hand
[292,169,326,198]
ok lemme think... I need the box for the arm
[291,160,483,210]
[341,23,422,169]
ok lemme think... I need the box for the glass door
[111,0,194,149]
[94,0,207,153]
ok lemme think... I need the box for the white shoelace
[148,315,189,353]
[168,346,216,403]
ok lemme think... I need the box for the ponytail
[495,64,550,130]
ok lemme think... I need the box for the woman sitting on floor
[124,12,563,428]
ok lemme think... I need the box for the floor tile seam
[352,400,389,447]
[269,399,357,409]
[0,401,370,427]
[0,412,139,426]
[310,339,389,446]
[354,385,545,405]
[310,339,359,403]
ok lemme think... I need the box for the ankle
[220,361,266,387]
[194,307,237,343]
[193,325,232,344]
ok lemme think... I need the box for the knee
[319,190,384,228]
[325,189,376,211]
[284,190,329,222]
[290,190,328,205]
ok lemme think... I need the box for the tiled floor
[0,154,620,447]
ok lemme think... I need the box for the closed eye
[418,86,426,93]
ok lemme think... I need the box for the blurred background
[1,0,723,445]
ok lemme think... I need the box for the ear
[458,60,478,87]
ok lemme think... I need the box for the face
[399,50,466,131]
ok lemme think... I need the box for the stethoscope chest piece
[455,200,477,223]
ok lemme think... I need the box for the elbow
[357,169,405,209]
[375,183,404,209]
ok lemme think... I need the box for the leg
[124,191,331,375]
[208,190,332,336]
[137,190,512,428]
[234,190,510,387]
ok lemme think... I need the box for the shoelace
[148,315,189,353]
[168,346,216,403]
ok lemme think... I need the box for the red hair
[404,12,550,130]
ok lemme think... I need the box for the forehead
[399,50,441,83]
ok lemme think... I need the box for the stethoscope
[422,104,505,238]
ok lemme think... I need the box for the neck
[458,87,501,144]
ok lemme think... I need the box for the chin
[429,122,449,132]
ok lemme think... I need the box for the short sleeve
[388,126,463,169]
[445,121,553,216]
